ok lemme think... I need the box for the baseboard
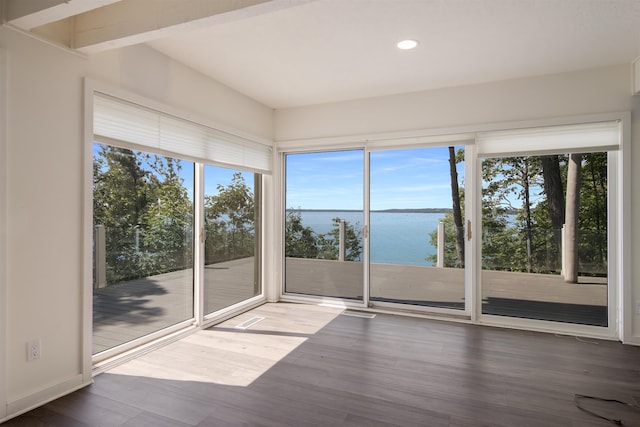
[622,335,640,346]
[3,374,91,423]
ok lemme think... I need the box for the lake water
[298,210,447,266]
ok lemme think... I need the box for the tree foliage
[285,210,362,262]
[94,145,261,286]
[429,152,608,276]
[93,145,193,284]
[204,172,256,263]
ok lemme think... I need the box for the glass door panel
[92,143,194,355]
[369,146,465,310]
[480,153,608,326]
[284,150,364,300]
[203,166,261,315]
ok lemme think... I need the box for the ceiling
[5,0,640,109]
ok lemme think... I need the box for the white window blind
[476,121,620,158]
[93,93,272,173]
[366,132,475,151]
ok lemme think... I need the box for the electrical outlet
[27,339,41,361]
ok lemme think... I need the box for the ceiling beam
[3,0,122,30]
[73,0,307,54]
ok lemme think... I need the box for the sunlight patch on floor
[105,303,343,387]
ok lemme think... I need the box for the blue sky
[93,142,254,198]
[286,147,464,210]
[94,142,464,209]
[151,162,254,198]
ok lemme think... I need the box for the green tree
[93,145,193,283]
[93,145,151,283]
[205,172,255,263]
[285,211,362,261]
[448,146,465,267]
[540,154,565,265]
[284,209,319,259]
[564,153,582,282]
[478,157,523,271]
[427,212,457,267]
[144,155,193,272]
[317,218,363,261]
[579,153,607,274]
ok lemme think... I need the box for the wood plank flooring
[5,303,640,426]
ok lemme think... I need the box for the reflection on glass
[369,146,465,309]
[481,153,608,326]
[92,143,194,355]
[203,166,261,314]
[284,150,364,300]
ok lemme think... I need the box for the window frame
[91,141,197,360]
[0,48,7,421]
[275,112,631,342]
[473,117,626,339]
[85,80,270,368]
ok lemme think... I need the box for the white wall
[4,28,88,415]
[275,64,640,344]
[275,65,632,141]
[0,26,273,420]
[87,45,273,140]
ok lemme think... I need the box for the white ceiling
[147,0,640,109]
[7,0,640,109]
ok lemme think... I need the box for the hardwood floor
[4,303,640,426]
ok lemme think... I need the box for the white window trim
[0,47,8,422]
[275,111,631,343]
[619,114,633,344]
[83,79,271,368]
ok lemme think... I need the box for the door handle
[467,220,472,241]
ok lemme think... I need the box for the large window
[369,146,466,309]
[204,166,261,314]
[281,119,622,336]
[92,143,194,354]
[284,150,364,300]
[476,121,620,329]
[91,90,270,358]
[480,152,609,326]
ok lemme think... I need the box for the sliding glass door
[203,166,261,314]
[92,143,194,355]
[476,120,620,330]
[91,91,271,359]
[284,150,364,301]
[283,146,468,311]
[281,120,620,335]
[480,152,609,326]
[369,146,466,310]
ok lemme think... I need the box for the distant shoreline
[287,208,453,214]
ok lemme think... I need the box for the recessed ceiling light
[397,39,418,50]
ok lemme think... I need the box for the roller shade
[477,121,620,158]
[93,93,272,173]
[366,132,475,151]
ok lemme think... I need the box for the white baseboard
[3,374,92,423]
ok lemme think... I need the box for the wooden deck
[95,258,608,354]
[286,258,607,325]
[9,302,640,426]
[93,257,258,354]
